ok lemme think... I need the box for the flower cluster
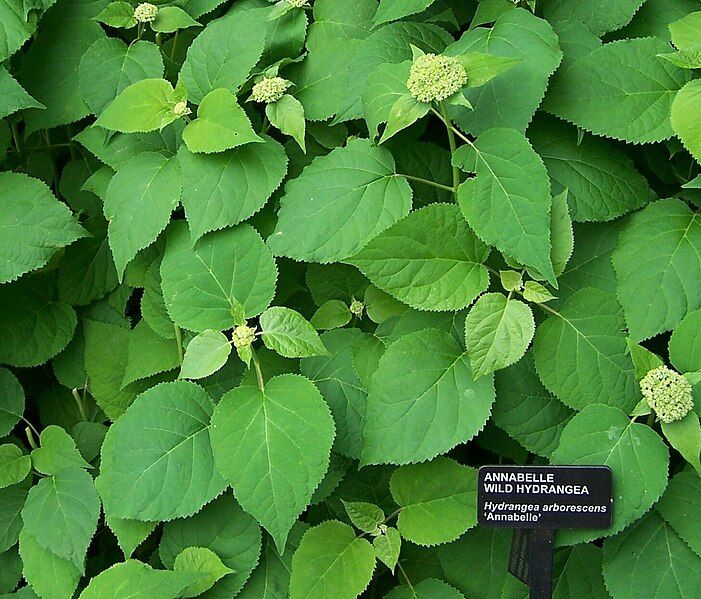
[232,325,256,349]
[134,3,158,23]
[350,300,364,317]
[251,77,291,104]
[407,53,468,103]
[287,0,310,7]
[640,365,694,423]
[171,101,191,118]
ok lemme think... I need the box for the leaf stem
[11,122,22,154]
[398,174,455,193]
[396,562,415,593]
[431,106,473,145]
[174,324,184,365]
[25,427,38,450]
[170,30,179,61]
[251,349,265,391]
[646,412,656,426]
[438,101,460,194]
[72,388,88,421]
[22,416,39,438]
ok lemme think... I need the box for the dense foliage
[0,0,700,597]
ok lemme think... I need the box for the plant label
[477,465,613,529]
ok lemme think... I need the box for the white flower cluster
[232,325,256,349]
[171,101,191,118]
[134,3,158,23]
[640,365,694,423]
[407,53,468,103]
[251,77,291,104]
[350,300,364,317]
[287,0,310,7]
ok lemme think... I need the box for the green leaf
[385,579,465,599]
[78,560,198,599]
[94,2,137,28]
[672,79,701,164]
[152,6,200,33]
[379,94,430,144]
[104,152,181,279]
[363,61,412,141]
[20,10,106,134]
[21,467,100,572]
[260,306,327,358]
[627,339,664,381]
[455,127,555,284]
[80,38,164,115]
[178,136,287,241]
[267,94,306,152]
[19,528,81,599]
[121,320,181,386]
[670,10,701,51]
[373,527,401,573]
[493,351,574,457]
[348,203,490,312]
[542,0,645,35]
[0,277,77,368]
[95,78,179,133]
[0,66,44,119]
[464,293,534,378]
[364,285,407,324]
[211,374,335,552]
[101,510,156,560]
[159,493,262,598]
[343,500,384,534]
[0,0,34,62]
[310,300,352,330]
[661,412,701,476]
[0,445,30,489]
[391,457,477,546]
[300,328,368,458]
[30,425,92,476]
[289,521,376,599]
[160,221,277,331]
[180,330,231,380]
[522,280,556,304]
[268,138,412,263]
[612,198,701,341]
[173,547,233,597]
[457,51,521,89]
[656,469,701,557]
[362,328,495,465]
[0,172,85,284]
[0,368,24,437]
[669,308,701,373]
[447,9,562,136]
[544,38,690,143]
[373,0,436,27]
[98,381,227,521]
[0,484,28,554]
[533,288,638,411]
[602,511,701,599]
[551,404,669,544]
[183,89,262,154]
[528,114,655,222]
[179,11,266,105]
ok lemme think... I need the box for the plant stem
[396,562,414,592]
[251,349,265,391]
[22,416,39,437]
[72,388,88,421]
[398,174,455,192]
[439,101,460,194]
[646,412,656,426]
[170,31,179,61]
[25,427,38,450]
[174,324,184,364]
[11,122,22,153]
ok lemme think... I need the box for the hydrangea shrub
[0,0,700,597]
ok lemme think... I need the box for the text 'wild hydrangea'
[134,3,158,23]
[640,365,694,423]
[407,54,468,104]
[251,77,291,104]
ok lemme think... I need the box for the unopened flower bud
[287,0,310,7]
[350,300,364,317]
[640,365,694,423]
[251,77,291,104]
[134,3,158,23]
[172,101,191,118]
[232,325,256,349]
[407,53,468,103]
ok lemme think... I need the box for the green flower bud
[640,365,694,423]
[251,77,291,104]
[171,101,191,118]
[350,300,364,317]
[232,324,256,349]
[134,3,158,23]
[287,0,310,7]
[407,53,468,104]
